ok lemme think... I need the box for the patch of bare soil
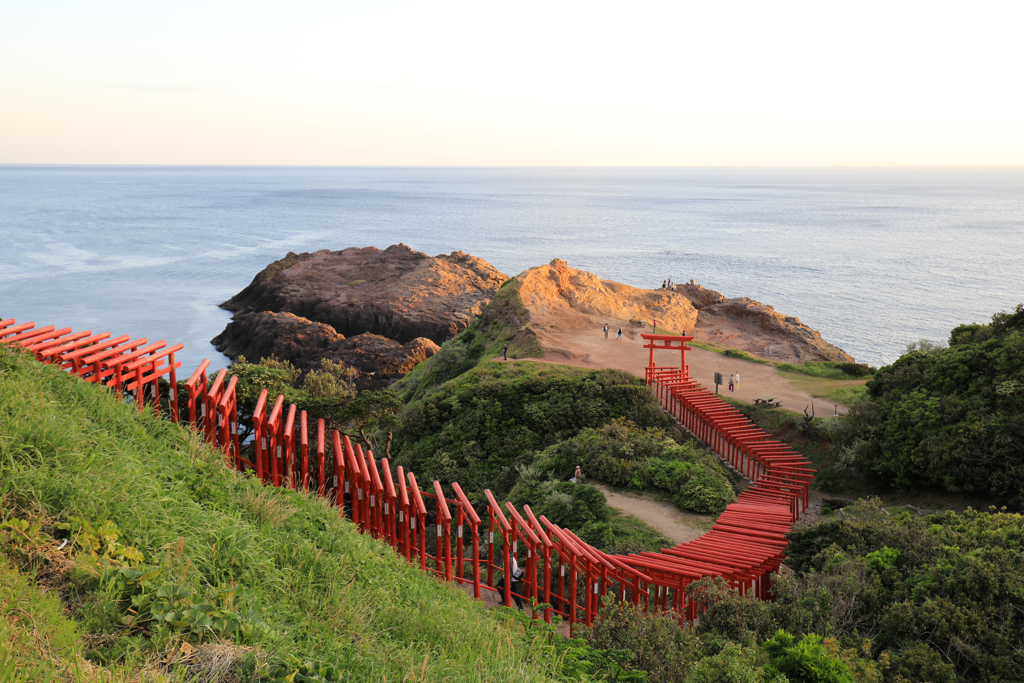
[589,483,713,546]
[517,308,848,417]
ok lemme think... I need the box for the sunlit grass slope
[0,346,574,682]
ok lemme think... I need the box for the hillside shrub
[534,420,736,514]
[833,304,1024,503]
[392,364,674,499]
[776,499,1024,682]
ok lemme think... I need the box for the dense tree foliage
[391,362,678,499]
[834,305,1024,504]
[532,419,736,513]
[583,500,1023,683]
[780,500,1024,682]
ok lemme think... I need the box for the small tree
[340,389,403,459]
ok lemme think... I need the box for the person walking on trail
[728,373,735,391]
[653,318,657,334]
[496,556,525,609]
[616,327,623,341]
[502,343,508,361]
[603,324,609,339]
[734,372,740,390]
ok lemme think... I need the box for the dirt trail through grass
[589,482,713,545]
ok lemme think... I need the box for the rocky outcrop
[215,244,504,388]
[517,259,701,334]
[212,311,439,391]
[221,244,507,345]
[216,247,852,387]
[676,283,852,363]
[516,261,851,364]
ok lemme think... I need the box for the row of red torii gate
[1,319,812,635]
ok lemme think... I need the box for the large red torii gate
[641,333,694,383]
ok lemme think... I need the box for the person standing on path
[616,327,623,341]
[503,343,508,361]
[603,324,609,339]
[496,556,525,609]
[728,374,735,391]
[734,372,740,390]
[653,318,657,334]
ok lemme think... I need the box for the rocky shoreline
[213,245,852,387]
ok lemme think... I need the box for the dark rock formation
[676,283,852,363]
[214,245,504,388]
[212,311,440,391]
[220,244,507,345]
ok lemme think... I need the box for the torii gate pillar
[640,334,694,384]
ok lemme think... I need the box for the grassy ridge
[0,346,577,682]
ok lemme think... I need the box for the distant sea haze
[2,165,1022,372]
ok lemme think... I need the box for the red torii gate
[641,333,694,383]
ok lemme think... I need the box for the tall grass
[0,346,579,681]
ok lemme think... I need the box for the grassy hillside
[0,345,584,682]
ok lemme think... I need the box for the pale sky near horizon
[2,1,1022,166]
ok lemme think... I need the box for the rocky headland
[213,244,506,388]
[213,246,852,388]
[517,259,852,363]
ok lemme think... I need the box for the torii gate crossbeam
[641,333,694,383]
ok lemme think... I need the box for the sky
[2,0,1022,166]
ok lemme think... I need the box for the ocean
[2,165,1022,372]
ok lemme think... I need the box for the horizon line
[4,162,1024,170]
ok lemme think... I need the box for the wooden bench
[754,396,782,407]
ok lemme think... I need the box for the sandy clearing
[590,482,712,545]
[521,320,847,417]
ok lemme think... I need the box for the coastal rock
[212,310,440,390]
[220,244,507,345]
[676,284,852,362]
[518,258,701,334]
[212,311,343,365]
[516,261,851,364]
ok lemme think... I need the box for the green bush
[392,364,675,499]
[674,473,735,514]
[775,500,1024,683]
[763,630,857,683]
[533,420,735,514]
[833,304,1024,502]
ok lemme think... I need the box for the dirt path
[591,482,712,545]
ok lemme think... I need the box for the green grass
[774,361,875,380]
[0,346,585,682]
[721,348,769,364]
[686,340,770,364]
[823,384,868,405]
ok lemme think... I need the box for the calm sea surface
[2,166,1022,372]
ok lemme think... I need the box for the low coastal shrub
[533,420,736,514]
[833,304,1024,504]
[776,361,876,380]
[722,348,769,364]
[392,363,674,500]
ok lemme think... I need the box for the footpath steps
[2,319,812,634]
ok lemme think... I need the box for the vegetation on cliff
[833,305,1024,505]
